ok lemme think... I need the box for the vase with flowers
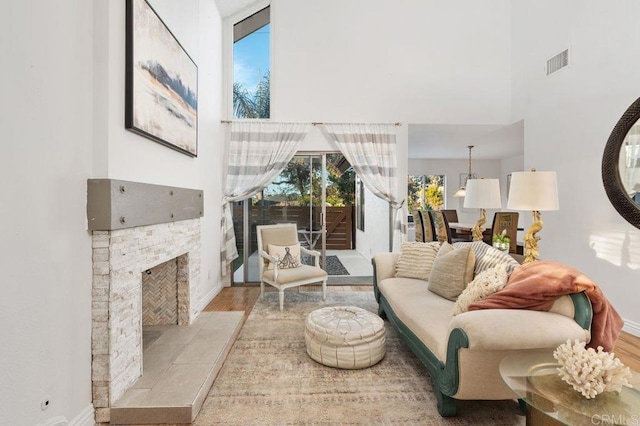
[492,229,510,253]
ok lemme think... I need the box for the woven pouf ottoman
[305,306,386,369]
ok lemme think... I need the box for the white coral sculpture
[553,339,633,399]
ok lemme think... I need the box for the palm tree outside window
[233,6,270,119]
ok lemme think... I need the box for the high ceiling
[408,121,524,160]
[214,0,523,162]
[215,0,262,18]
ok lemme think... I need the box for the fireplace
[87,179,203,423]
[142,255,188,326]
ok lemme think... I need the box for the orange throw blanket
[467,261,623,352]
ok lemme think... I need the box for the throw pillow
[452,264,508,315]
[428,243,476,301]
[453,241,520,276]
[395,241,441,281]
[267,243,302,269]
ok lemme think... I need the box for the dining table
[449,222,525,255]
[448,222,480,233]
[449,222,524,232]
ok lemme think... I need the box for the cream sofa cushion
[379,277,454,360]
[428,243,475,301]
[395,241,440,281]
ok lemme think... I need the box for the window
[233,6,270,119]
[407,175,445,212]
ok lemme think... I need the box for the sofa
[372,241,593,417]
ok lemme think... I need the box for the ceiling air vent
[546,49,569,75]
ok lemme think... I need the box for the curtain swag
[220,121,310,274]
[221,121,406,277]
[321,123,405,251]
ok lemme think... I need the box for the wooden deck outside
[233,205,354,253]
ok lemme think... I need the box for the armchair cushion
[263,264,327,284]
[267,243,302,269]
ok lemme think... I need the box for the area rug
[195,290,524,425]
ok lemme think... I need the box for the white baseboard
[70,404,95,426]
[198,282,224,312]
[623,319,640,337]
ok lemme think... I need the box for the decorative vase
[493,242,509,253]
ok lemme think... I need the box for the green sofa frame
[372,258,593,417]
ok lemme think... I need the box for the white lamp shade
[463,179,502,209]
[453,187,466,198]
[507,171,559,211]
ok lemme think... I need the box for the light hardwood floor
[204,286,640,372]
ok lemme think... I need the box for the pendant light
[453,145,474,198]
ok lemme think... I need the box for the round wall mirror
[602,97,640,229]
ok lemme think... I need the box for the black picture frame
[125,0,198,157]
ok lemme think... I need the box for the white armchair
[256,223,328,311]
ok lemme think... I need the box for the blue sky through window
[233,24,270,93]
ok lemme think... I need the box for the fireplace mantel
[87,179,204,231]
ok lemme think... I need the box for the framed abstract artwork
[125,0,198,157]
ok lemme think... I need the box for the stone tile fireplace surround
[87,179,204,422]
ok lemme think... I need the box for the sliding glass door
[232,154,326,283]
[231,152,370,285]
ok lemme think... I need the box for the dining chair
[256,223,327,310]
[412,209,425,242]
[488,212,520,253]
[415,210,436,242]
[441,209,459,223]
[441,209,465,240]
[429,210,452,244]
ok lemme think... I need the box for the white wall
[1,1,95,424]
[511,1,640,334]
[271,0,511,253]
[271,0,511,125]
[95,0,225,310]
[0,0,224,424]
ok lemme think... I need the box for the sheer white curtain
[321,123,404,251]
[623,123,640,199]
[221,121,310,274]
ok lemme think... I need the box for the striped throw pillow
[395,241,441,281]
[453,241,520,276]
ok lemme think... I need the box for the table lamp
[463,178,502,241]
[507,169,559,263]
